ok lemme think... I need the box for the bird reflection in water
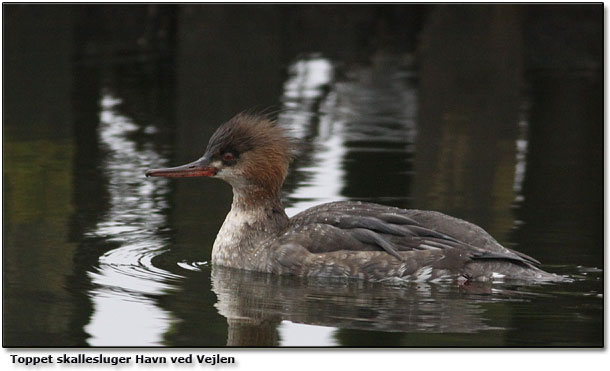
[210,266,532,346]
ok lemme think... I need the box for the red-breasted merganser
[146,113,562,282]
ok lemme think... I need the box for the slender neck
[231,184,283,212]
[212,184,289,271]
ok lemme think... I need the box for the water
[2,5,603,347]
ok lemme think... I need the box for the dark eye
[222,152,235,162]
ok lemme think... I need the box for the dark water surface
[3,5,603,347]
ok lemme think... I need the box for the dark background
[3,4,603,347]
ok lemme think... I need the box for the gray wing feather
[287,201,538,266]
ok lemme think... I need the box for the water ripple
[83,89,181,346]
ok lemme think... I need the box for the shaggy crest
[206,113,295,199]
[206,113,294,161]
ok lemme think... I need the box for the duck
[146,113,562,283]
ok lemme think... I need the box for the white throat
[211,187,287,271]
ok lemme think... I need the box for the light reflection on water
[84,91,180,346]
[282,57,347,215]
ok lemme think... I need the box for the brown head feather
[205,113,295,200]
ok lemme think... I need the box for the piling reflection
[281,53,417,214]
[3,6,77,345]
[415,5,524,241]
[280,56,347,214]
[83,91,179,346]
